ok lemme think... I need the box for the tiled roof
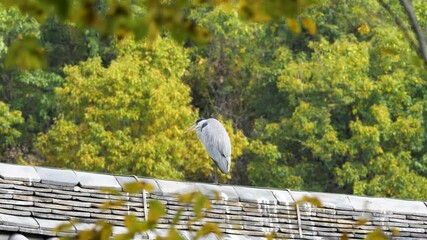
[0,162,427,239]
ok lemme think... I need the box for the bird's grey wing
[197,119,231,173]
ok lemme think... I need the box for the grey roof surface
[0,162,426,240]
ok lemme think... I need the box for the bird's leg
[214,166,219,185]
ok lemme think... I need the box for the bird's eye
[195,118,205,124]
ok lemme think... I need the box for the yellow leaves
[178,192,201,203]
[365,227,388,240]
[98,200,125,210]
[269,23,278,33]
[5,36,46,70]
[265,232,276,240]
[163,228,185,240]
[286,18,301,34]
[123,181,155,194]
[323,130,338,143]
[294,196,322,207]
[391,227,400,236]
[76,221,113,240]
[51,183,220,240]
[178,191,212,219]
[98,222,113,240]
[37,37,222,179]
[194,194,211,218]
[238,0,316,23]
[355,217,368,226]
[195,222,222,239]
[340,233,349,240]
[370,105,391,126]
[302,17,316,35]
[113,233,134,240]
[302,122,315,132]
[358,22,370,35]
[148,200,166,225]
[212,190,221,201]
[0,102,24,142]
[100,187,122,195]
[285,17,317,35]
[124,214,148,233]
[53,219,78,233]
[171,208,185,225]
[238,0,272,23]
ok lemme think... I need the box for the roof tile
[0,204,13,210]
[35,167,78,186]
[32,182,75,191]
[32,213,69,221]
[112,226,127,235]
[73,222,95,232]
[0,194,12,199]
[0,208,31,216]
[8,233,31,240]
[196,183,239,202]
[73,207,110,214]
[0,213,39,228]
[13,206,52,214]
[0,199,33,206]
[0,225,19,232]
[34,192,71,200]
[0,163,40,182]
[1,164,427,240]
[233,186,277,204]
[34,202,73,211]
[52,199,92,208]
[115,176,161,194]
[35,218,75,232]
[74,171,121,190]
[14,185,51,193]
[310,192,353,210]
[90,213,126,221]
[271,190,294,205]
[0,233,10,240]
[348,195,427,215]
[51,209,91,218]
[156,179,198,195]
[52,189,90,197]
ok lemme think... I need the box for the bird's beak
[185,124,197,133]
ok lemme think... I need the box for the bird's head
[185,118,206,132]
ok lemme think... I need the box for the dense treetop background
[1,0,427,200]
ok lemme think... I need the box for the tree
[1,0,427,201]
[0,101,24,155]
[0,5,65,162]
[3,0,427,67]
[36,37,248,181]
[247,35,427,199]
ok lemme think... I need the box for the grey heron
[186,118,232,183]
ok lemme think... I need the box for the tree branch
[399,0,427,66]
[377,0,418,52]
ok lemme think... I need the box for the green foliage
[2,0,427,202]
[0,5,67,161]
[36,37,247,180]
[247,34,427,199]
[4,36,46,70]
[246,140,304,190]
[0,101,23,146]
[0,4,43,70]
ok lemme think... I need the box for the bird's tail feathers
[215,157,230,174]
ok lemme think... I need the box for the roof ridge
[0,162,426,216]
